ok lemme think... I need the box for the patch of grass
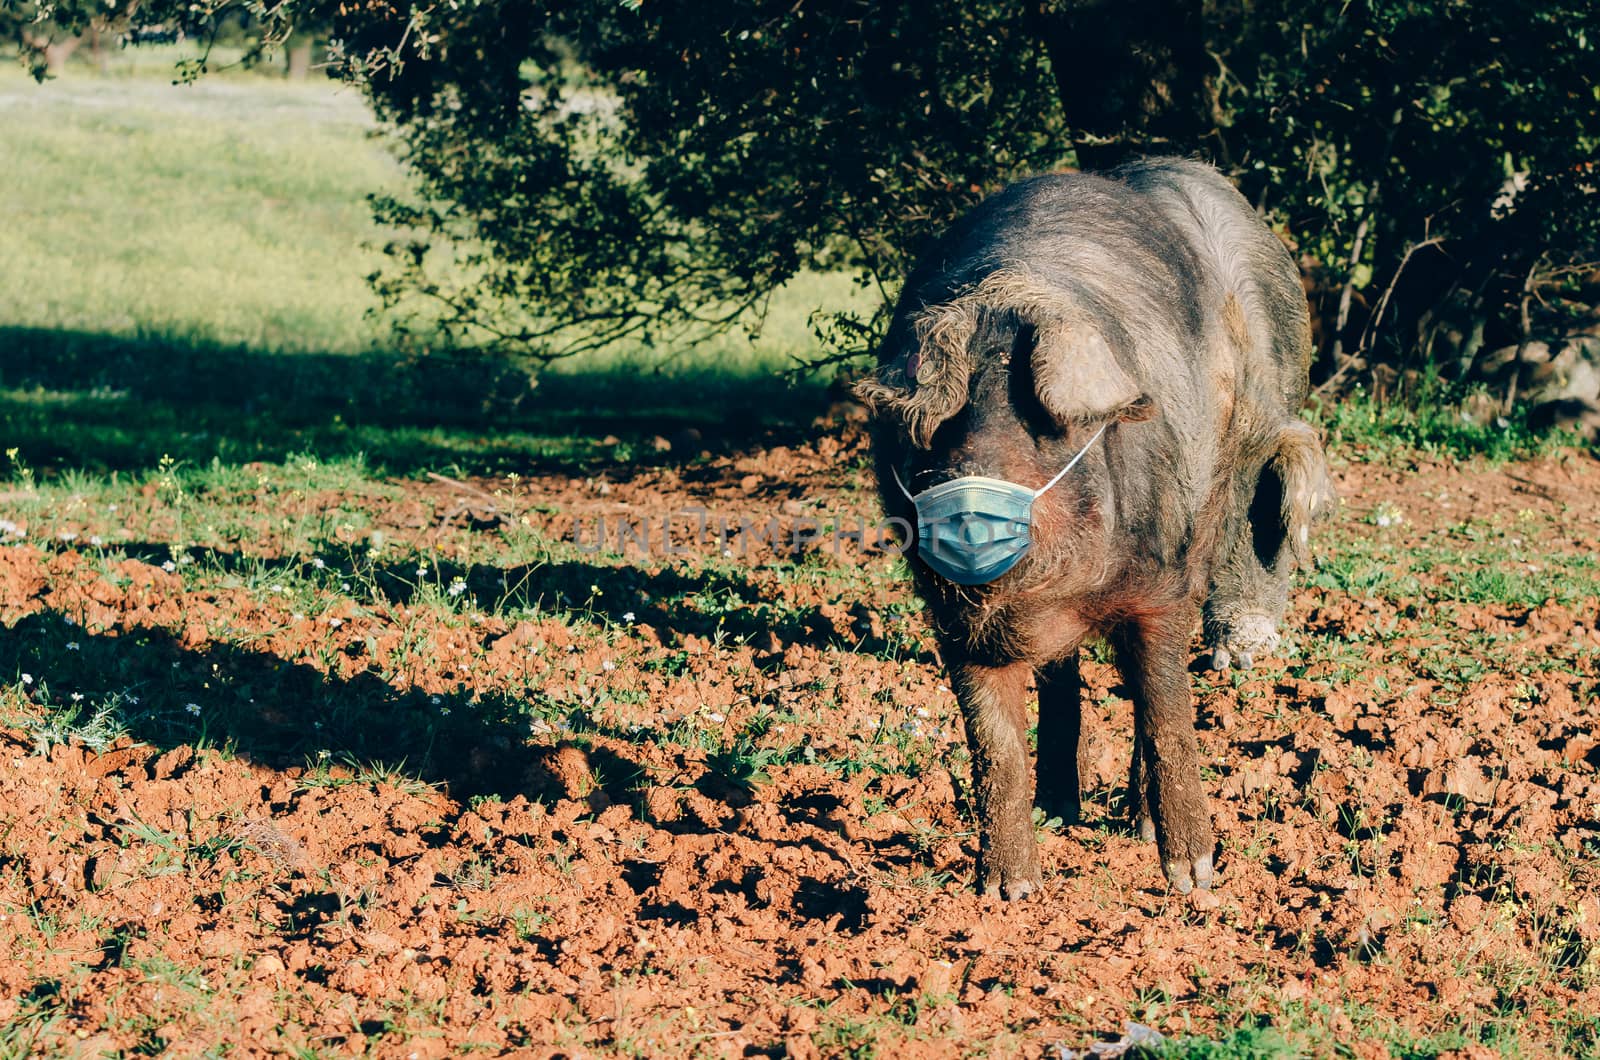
[1158,985,1577,1059]
[295,752,439,796]
[1311,376,1588,465]
[810,1014,881,1059]
[1158,1023,1299,1058]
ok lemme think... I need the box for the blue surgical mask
[892,424,1106,586]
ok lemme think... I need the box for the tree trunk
[286,36,314,81]
[88,24,112,75]
[44,36,83,77]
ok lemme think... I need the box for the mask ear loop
[889,465,917,502]
[1031,422,1108,499]
[888,421,1106,502]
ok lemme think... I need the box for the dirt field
[2,418,1599,1057]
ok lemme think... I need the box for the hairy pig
[855,158,1335,898]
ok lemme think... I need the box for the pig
[854,158,1334,898]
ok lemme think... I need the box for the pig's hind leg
[1202,456,1291,671]
[1203,420,1332,671]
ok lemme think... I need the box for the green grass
[0,64,397,354]
[0,59,864,478]
[1309,375,1586,465]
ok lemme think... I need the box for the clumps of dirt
[1,448,1599,1054]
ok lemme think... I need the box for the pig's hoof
[1162,852,1215,895]
[978,859,1043,901]
[1206,614,1279,671]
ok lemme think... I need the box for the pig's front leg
[1035,652,1083,825]
[950,658,1041,899]
[1115,610,1216,893]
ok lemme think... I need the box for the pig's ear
[852,301,974,448]
[1031,324,1148,426]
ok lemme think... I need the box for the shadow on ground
[0,326,845,477]
[0,606,649,806]
[88,539,930,662]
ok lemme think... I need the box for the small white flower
[416,564,429,577]
[291,612,306,622]
[70,692,84,703]
[0,519,24,538]
[867,718,881,730]
[126,695,138,705]
[185,703,201,716]
[107,504,118,513]
[430,695,441,705]
[328,617,343,628]
[269,585,286,594]
[601,660,617,672]
[20,673,32,685]
[621,611,636,623]
[58,532,78,543]
[64,616,77,626]
[317,749,331,760]
[65,642,79,651]
[1372,501,1405,529]
[312,557,326,570]
[341,582,350,591]
[707,711,726,724]
[448,578,467,597]
[162,561,176,573]
[89,536,103,546]
[916,707,930,718]
[178,555,193,566]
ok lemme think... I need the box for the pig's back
[1110,158,1314,417]
[906,172,1208,353]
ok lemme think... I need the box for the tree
[349,0,1600,386]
